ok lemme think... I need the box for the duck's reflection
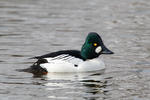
[32,70,109,100]
[81,79,108,100]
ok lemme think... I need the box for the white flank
[40,57,105,73]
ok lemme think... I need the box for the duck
[23,32,114,75]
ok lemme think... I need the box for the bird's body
[21,32,113,75]
[38,50,105,73]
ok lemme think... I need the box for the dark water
[0,0,150,100]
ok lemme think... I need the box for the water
[0,0,150,99]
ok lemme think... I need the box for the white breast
[40,55,105,73]
[78,58,105,72]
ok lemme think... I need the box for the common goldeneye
[23,32,114,75]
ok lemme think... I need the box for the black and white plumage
[35,50,85,67]
[24,50,84,75]
[26,50,105,74]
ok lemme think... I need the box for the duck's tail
[16,64,48,76]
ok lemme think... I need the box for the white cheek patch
[95,46,102,54]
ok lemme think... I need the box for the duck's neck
[81,48,87,60]
[81,43,99,60]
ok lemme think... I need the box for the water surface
[0,0,150,100]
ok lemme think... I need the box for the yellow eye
[93,43,97,47]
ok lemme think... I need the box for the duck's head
[81,32,114,60]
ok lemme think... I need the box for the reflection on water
[0,0,150,99]
[43,72,109,100]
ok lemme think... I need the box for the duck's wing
[32,50,84,60]
[32,50,85,66]
[44,54,84,66]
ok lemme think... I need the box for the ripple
[0,60,5,62]
[0,34,22,37]
[11,55,25,57]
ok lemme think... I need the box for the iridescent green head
[81,32,114,60]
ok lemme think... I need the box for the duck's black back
[32,50,85,60]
